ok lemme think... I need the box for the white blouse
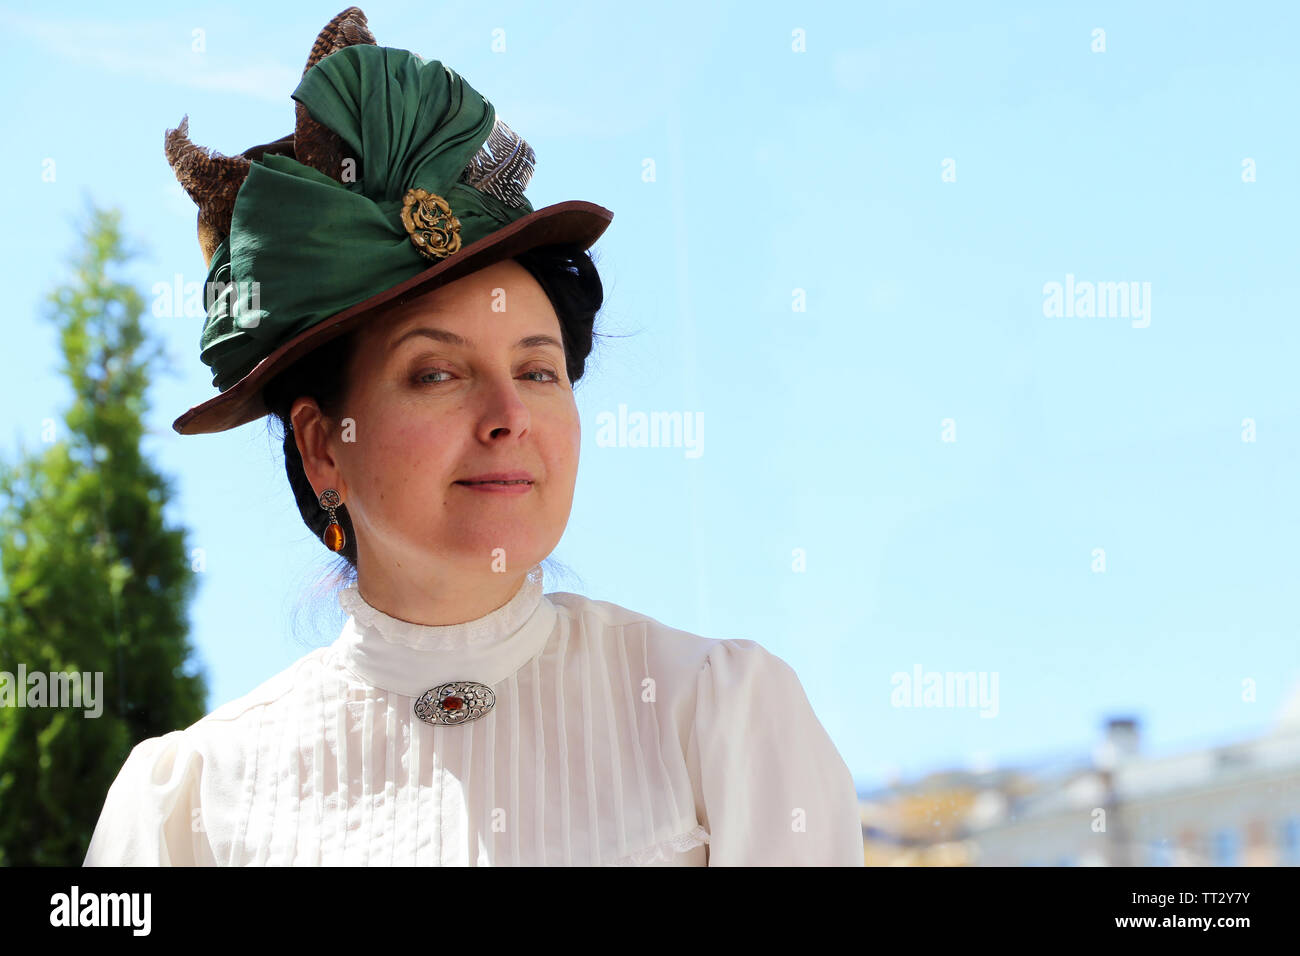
[83,564,863,866]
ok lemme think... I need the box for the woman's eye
[415,367,560,385]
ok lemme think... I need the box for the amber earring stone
[325,522,346,552]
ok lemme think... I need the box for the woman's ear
[290,396,344,500]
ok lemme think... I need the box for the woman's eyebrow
[390,327,563,353]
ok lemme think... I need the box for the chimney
[1105,717,1140,760]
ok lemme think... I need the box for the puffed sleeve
[689,639,864,865]
[83,730,211,866]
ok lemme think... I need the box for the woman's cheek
[394,424,452,482]
[569,407,582,462]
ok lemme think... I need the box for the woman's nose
[474,373,531,440]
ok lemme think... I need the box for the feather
[460,116,536,210]
[163,115,251,266]
[294,7,377,182]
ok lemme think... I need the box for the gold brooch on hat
[400,187,463,260]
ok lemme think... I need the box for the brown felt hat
[165,6,612,436]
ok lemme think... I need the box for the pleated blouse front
[83,564,864,866]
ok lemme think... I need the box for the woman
[83,7,862,866]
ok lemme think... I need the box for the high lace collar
[331,564,558,698]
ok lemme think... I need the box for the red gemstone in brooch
[414,681,494,726]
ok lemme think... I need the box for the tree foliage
[0,205,207,865]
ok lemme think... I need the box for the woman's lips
[454,479,534,495]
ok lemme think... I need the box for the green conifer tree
[0,205,207,865]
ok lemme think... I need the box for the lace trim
[604,825,711,866]
[337,564,544,651]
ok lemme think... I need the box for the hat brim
[171,199,613,436]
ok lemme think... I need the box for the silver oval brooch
[414,681,495,726]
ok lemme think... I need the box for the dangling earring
[319,488,346,552]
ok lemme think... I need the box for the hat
[165,6,613,435]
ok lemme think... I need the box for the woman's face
[291,257,580,584]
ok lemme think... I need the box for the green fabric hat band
[198,44,536,393]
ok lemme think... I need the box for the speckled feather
[161,6,537,274]
[162,7,377,267]
[293,7,376,182]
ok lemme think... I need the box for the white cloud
[11,11,298,102]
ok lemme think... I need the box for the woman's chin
[443,529,546,566]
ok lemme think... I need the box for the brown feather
[294,7,377,182]
[161,9,378,268]
[163,115,251,267]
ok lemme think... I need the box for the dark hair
[261,243,607,580]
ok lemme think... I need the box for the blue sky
[1,0,1297,794]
